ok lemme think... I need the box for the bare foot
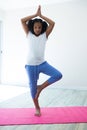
[34,108,41,117]
[35,85,42,99]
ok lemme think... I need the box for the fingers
[36,5,41,17]
[38,5,41,14]
[38,5,41,10]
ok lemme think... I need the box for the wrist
[39,14,43,18]
[34,13,38,17]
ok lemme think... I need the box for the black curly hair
[27,18,48,35]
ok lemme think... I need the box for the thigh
[25,65,39,84]
[39,62,61,76]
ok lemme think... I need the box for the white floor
[0,84,87,103]
[0,85,29,102]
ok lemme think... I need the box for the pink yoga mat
[0,107,87,125]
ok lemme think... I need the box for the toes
[34,113,41,117]
[34,109,41,117]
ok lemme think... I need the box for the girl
[21,5,62,116]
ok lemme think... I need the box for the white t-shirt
[26,32,47,65]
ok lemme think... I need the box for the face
[33,22,42,36]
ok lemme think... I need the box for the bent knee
[55,72,63,81]
[59,73,63,79]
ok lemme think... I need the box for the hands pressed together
[36,5,42,17]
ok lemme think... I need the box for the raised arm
[38,5,55,37]
[21,6,40,35]
[21,14,37,35]
[21,5,55,37]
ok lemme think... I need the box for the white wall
[0,9,5,20]
[0,9,5,83]
[1,1,87,88]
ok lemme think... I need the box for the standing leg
[25,65,41,116]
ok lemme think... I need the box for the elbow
[21,18,24,23]
[21,18,26,24]
[21,19,23,24]
[52,21,55,28]
[53,21,55,26]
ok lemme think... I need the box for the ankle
[35,106,40,110]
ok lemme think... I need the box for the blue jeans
[25,61,62,98]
